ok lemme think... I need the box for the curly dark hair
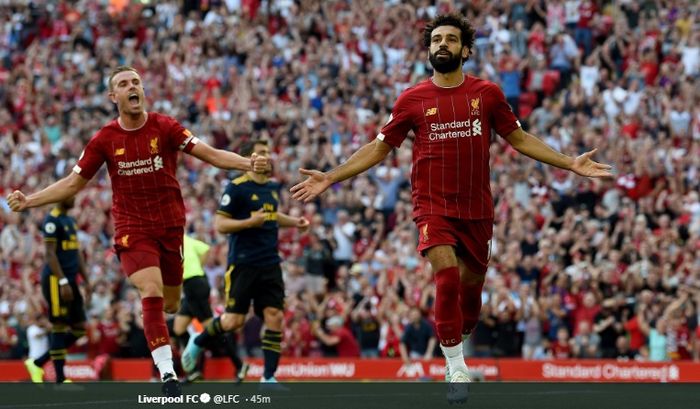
[422,13,476,56]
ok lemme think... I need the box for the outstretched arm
[7,172,88,211]
[188,141,269,173]
[290,138,393,202]
[504,128,613,178]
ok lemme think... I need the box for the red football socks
[434,266,462,347]
[460,281,484,335]
[142,297,170,351]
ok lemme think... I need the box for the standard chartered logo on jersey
[428,119,482,141]
[117,155,163,176]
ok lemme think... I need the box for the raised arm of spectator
[7,172,88,212]
[662,291,689,320]
[637,304,651,336]
[655,189,669,213]
[504,128,613,178]
[350,298,368,322]
[375,270,388,297]
[593,315,615,334]
[419,284,435,312]
[525,0,546,19]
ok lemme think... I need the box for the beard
[428,50,463,74]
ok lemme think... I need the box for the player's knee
[137,281,163,298]
[426,246,458,272]
[220,313,244,331]
[263,308,284,328]
[461,271,485,286]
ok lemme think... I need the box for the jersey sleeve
[217,183,240,218]
[159,114,199,153]
[488,84,521,137]
[42,216,60,242]
[377,91,414,148]
[73,132,106,180]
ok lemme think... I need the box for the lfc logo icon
[150,137,159,154]
[470,98,480,116]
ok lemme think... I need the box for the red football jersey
[73,112,198,235]
[378,76,520,221]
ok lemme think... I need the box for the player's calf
[142,296,178,394]
[220,313,245,332]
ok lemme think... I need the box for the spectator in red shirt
[573,292,601,335]
[95,307,121,356]
[551,327,572,359]
[312,316,360,357]
[379,313,403,358]
[624,304,648,354]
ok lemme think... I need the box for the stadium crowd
[0,0,699,367]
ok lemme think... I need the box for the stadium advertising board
[1,358,699,382]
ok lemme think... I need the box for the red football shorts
[415,215,493,275]
[114,227,184,286]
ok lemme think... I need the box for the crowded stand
[0,0,699,368]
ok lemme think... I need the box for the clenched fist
[250,153,270,174]
[6,191,27,212]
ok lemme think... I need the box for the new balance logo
[154,155,163,171]
[425,107,437,116]
[397,362,425,378]
[472,119,482,136]
[115,148,125,156]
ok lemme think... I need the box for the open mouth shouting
[128,92,140,107]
